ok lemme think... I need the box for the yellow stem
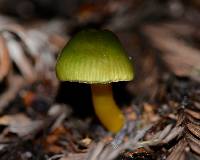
[91,84,125,133]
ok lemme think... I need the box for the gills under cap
[56,29,134,84]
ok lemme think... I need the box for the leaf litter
[0,1,199,160]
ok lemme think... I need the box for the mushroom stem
[91,84,125,133]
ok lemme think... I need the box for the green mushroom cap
[56,29,134,84]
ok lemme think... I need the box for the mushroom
[56,29,134,133]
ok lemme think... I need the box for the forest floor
[0,0,199,160]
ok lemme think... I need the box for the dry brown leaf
[60,153,87,160]
[0,113,44,137]
[194,102,200,110]
[187,115,200,127]
[0,75,24,113]
[87,142,105,160]
[143,25,200,81]
[121,148,152,160]
[162,126,184,144]
[187,123,200,138]
[185,109,200,120]
[187,134,200,155]
[166,139,188,160]
[0,114,31,125]
[142,103,160,124]
[5,35,36,82]
[79,137,92,148]
[162,22,199,36]
[0,36,10,81]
